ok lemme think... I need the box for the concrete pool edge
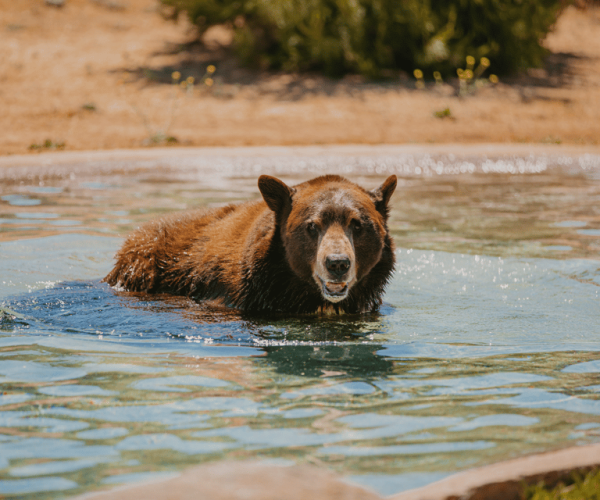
[2,143,600,170]
[68,442,600,500]
[391,441,600,500]
[69,460,382,500]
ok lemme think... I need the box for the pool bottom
[66,442,600,500]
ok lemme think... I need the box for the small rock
[90,0,127,11]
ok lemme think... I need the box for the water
[1,147,600,498]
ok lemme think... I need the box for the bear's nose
[325,254,351,279]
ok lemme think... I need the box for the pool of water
[1,146,600,498]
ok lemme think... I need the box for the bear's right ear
[370,175,397,219]
[258,175,296,216]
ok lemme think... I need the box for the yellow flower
[171,71,181,81]
[464,69,473,80]
[413,69,423,79]
[466,55,475,66]
[205,77,214,87]
[207,65,216,74]
[489,74,499,83]
[433,71,441,80]
[457,68,464,77]
[480,57,490,67]
[180,81,187,89]
[187,76,195,85]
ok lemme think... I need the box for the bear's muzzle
[314,224,356,302]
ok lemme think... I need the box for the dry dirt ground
[1,1,600,155]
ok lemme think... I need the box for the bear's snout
[313,224,356,303]
[325,254,351,279]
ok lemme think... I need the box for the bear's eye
[306,222,318,237]
[351,219,362,232]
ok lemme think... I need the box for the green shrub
[162,0,565,78]
[525,468,600,500]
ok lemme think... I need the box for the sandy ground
[2,0,600,155]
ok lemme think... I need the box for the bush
[162,0,565,78]
[525,468,600,500]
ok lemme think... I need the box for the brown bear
[104,174,397,314]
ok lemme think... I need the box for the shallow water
[1,148,600,498]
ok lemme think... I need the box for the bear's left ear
[258,175,296,217]
[370,175,397,218]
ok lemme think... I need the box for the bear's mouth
[316,276,349,303]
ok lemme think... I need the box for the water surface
[1,148,600,498]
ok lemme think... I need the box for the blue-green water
[1,149,600,498]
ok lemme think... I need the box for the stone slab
[392,442,600,500]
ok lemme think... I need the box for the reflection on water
[0,149,600,498]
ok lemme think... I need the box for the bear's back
[105,201,272,295]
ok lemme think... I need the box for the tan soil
[1,0,600,155]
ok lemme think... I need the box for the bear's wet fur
[105,174,397,314]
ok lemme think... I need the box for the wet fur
[105,175,396,314]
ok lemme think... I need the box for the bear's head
[258,174,397,303]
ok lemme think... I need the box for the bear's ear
[258,175,296,216]
[370,175,397,218]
